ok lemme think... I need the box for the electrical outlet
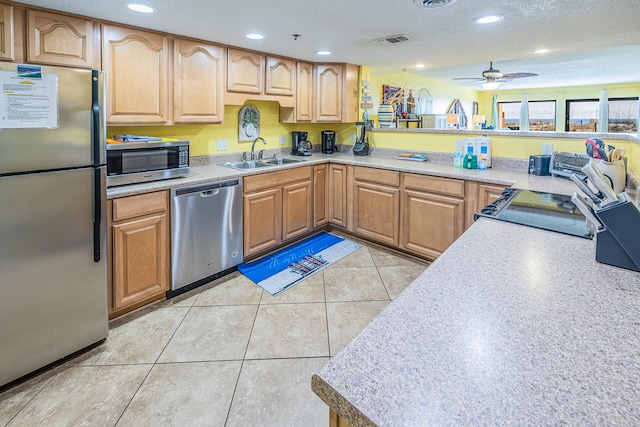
[281,135,286,145]
[350,133,355,143]
[542,142,553,155]
[217,139,227,150]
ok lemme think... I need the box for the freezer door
[0,64,99,174]
[0,168,108,387]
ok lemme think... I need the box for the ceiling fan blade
[501,72,538,79]
[452,77,485,81]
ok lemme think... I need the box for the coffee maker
[321,130,336,154]
[291,131,312,156]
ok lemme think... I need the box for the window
[565,97,638,133]
[497,101,556,131]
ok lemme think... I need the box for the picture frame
[382,85,401,105]
[473,101,479,116]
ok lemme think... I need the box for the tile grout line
[113,304,195,426]
[223,296,262,426]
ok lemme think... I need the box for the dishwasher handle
[200,189,220,197]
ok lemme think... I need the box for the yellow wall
[478,83,640,132]
[109,101,355,157]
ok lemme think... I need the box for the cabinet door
[244,187,282,257]
[479,183,506,207]
[102,25,168,124]
[401,189,465,260]
[296,61,313,121]
[353,181,399,246]
[0,4,14,61]
[265,55,295,96]
[27,10,94,68]
[343,63,360,123]
[329,163,348,228]
[112,213,168,310]
[315,64,343,122]
[174,39,225,123]
[227,48,263,94]
[313,164,328,228]
[282,180,313,241]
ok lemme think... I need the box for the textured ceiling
[13,0,640,90]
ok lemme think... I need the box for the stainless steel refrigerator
[0,64,108,388]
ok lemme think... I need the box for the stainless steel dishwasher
[169,178,243,297]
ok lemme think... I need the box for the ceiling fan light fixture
[482,81,501,90]
[474,15,504,24]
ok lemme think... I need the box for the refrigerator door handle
[93,167,102,262]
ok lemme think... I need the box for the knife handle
[582,163,619,206]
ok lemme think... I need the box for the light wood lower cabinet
[243,167,313,258]
[108,191,169,318]
[313,164,329,228]
[400,174,465,259]
[352,167,400,246]
[464,181,507,229]
[328,163,350,229]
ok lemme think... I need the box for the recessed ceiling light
[317,50,331,55]
[535,49,549,54]
[474,15,504,24]
[127,3,155,13]
[416,64,425,68]
[246,33,264,40]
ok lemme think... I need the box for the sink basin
[259,157,306,165]
[219,160,273,170]
[219,157,306,170]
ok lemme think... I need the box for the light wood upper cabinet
[0,4,14,61]
[265,55,295,96]
[27,10,95,68]
[227,48,263,94]
[315,64,343,122]
[174,39,225,124]
[102,25,168,124]
[296,61,313,121]
[315,63,359,122]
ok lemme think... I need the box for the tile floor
[0,237,428,427]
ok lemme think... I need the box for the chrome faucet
[251,137,267,160]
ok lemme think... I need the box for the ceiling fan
[453,62,538,89]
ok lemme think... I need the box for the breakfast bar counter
[312,219,640,426]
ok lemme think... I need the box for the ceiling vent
[377,35,410,44]
[415,0,457,8]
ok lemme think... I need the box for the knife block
[593,194,640,271]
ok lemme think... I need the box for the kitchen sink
[259,157,306,165]
[218,160,274,170]
[219,157,305,170]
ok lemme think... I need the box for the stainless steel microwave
[106,139,190,187]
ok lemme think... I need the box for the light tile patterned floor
[0,239,428,427]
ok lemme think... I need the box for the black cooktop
[475,188,591,238]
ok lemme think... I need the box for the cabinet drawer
[244,166,312,193]
[403,173,465,198]
[353,167,399,187]
[112,191,167,221]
